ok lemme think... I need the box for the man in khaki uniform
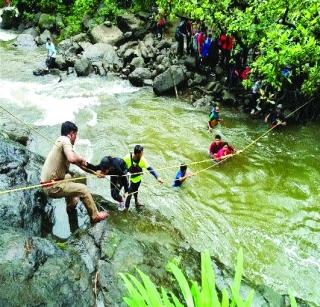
[41,121,108,224]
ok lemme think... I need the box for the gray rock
[128,67,152,87]
[101,45,122,71]
[38,29,51,45]
[74,58,92,77]
[38,14,56,31]
[1,123,29,146]
[192,96,213,108]
[117,41,138,57]
[130,56,144,69]
[78,41,92,51]
[184,56,197,71]
[22,27,39,38]
[156,54,165,64]
[221,89,236,104]
[193,73,207,86]
[14,34,36,49]
[73,33,90,43]
[143,79,153,87]
[90,24,122,45]
[55,54,67,70]
[117,13,143,33]
[83,43,113,62]
[92,61,107,76]
[0,7,19,29]
[104,20,112,27]
[123,48,137,64]
[153,65,187,95]
[144,33,154,48]
[139,41,154,60]
[156,39,171,51]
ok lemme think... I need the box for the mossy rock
[38,13,56,31]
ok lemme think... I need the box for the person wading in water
[123,145,164,210]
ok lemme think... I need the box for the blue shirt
[173,170,184,187]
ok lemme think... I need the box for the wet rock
[92,61,107,76]
[144,33,154,48]
[55,54,67,70]
[128,67,152,87]
[14,34,36,49]
[1,122,29,146]
[153,65,187,96]
[104,20,112,27]
[74,58,92,77]
[117,13,143,33]
[192,96,213,108]
[73,32,90,43]
[0,7,19,29]
[38,14,56,31]
[90,24,122,45]
[139,40,154,60]
[143,79,153,87]
[123,48,137,65]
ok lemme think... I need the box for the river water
[0,30,319,305]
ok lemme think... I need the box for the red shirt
[219,34,234,51]
[209,141,223,156]
[241,66,251,80]
[215,146,234,160]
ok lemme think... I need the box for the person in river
[265,104,287,127]
[123,145,164,210]
[173,164,193,187]
[213,142,238,161]
[208,104,223,132]
[45,37,56,70]
[87,156,129,211]
[40,121,108,224]
[209,134,224,158]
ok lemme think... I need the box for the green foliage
[120,249,255,307]
[94,0,122,25]
[156,0,320,96]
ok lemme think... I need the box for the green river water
[0,31,319,305]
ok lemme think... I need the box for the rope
[0,99,312,196]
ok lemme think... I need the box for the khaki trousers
[44,174,98,220]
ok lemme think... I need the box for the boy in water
[208,104,223,132]
[173,164,193,187]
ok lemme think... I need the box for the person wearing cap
[123,145,164,210]
[40,121,108,224]
[87,156,129,211]
[265,104,287,127]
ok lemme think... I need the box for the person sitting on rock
[40,121,108,224]
[209,134,224,158]
[45,37,56,70]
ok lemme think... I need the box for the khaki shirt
[41,136,73,182]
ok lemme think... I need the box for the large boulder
[83,43,114,62]
[128,68,152,87]
[14,34,36,49]
[22,27,39,38]
[102,46,122,71]
[130,56,144,69]
[38,14,56,31]
[90,24,122,45]
[153,65,187,95]
[117,13,143,33]
[221,89,236,104]
[74,58,92,77]
[55,54,67,70]
[0,7,19,29]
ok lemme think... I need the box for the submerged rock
[128,67,152,87]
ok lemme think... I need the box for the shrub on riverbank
[121,249,298,307]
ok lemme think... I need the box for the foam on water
[0,77,139,126]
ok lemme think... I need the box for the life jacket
[128,153,143,178]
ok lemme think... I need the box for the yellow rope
[0,99,312,196]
